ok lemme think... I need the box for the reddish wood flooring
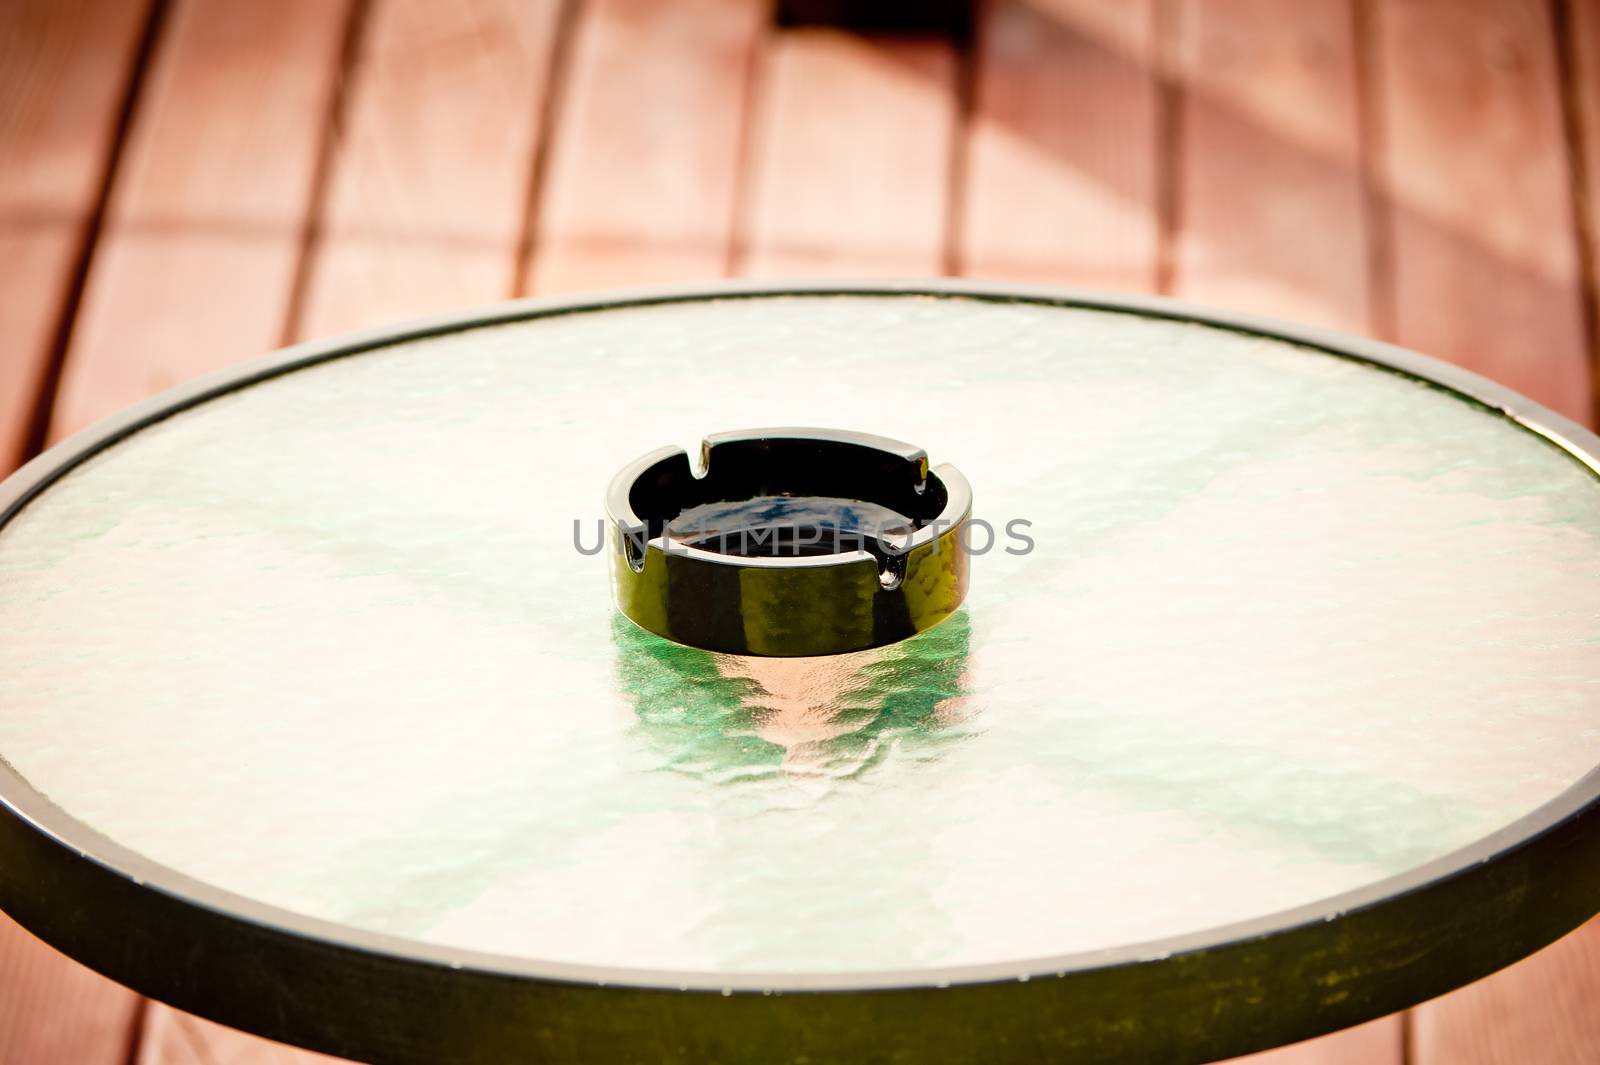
[2,1,1598,1062]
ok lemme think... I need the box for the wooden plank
[1368,0,1589,422]
[1413,919,1600,1065]
[0,918,144,1065]
[136,1008,349,1065]
[47,0,354,443]
[1571,0,1600,427]
[528,0,763,294]
[1170,0,1368,332]
[959,0,1159,290]
[1227,1017,1402,1065]
[0,0,152,472]
[295,0,565,339]
[738,26,958,276]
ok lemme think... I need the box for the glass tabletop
[2,291,1598,981]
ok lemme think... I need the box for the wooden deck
[2,0,1599,1061]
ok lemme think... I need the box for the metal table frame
[3,280,1598,1064]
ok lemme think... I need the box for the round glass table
[1,282,1598,1064]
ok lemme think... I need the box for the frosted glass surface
[3,295,1600,975]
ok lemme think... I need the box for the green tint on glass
[616,610,975,786]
